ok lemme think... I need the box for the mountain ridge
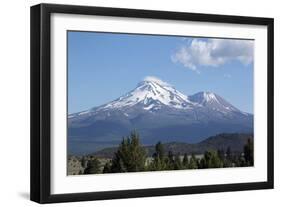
[89,133,253,158]
[69,76,250,118]
[68,76,253,155]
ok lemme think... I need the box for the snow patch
[143,76,171,87]
[203,92,219,103]
[144,104,155,110]
[78,110,90,115]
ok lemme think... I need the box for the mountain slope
[68,76,253,155]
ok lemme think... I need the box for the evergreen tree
[81,156,87,168]
[110,131,147,172]
[223,146,233,167]
[182,153,189,168]
[174,153,182,170]
[84,158,101,174]
[244,139,254,166]
[217,149,225,161]
[103,161,112,173]
[238,154,246,167]
[188,153,198,169]
[166,151,175,170]
[209,151,223,168]
[226,147,232,161]
[233,155,242,167]
[150,142,166,171]
[199,157,206,169]
[110,138,128,173]
[201,150,222,168]
[155,142,164,160]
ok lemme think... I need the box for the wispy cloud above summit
[171,38,254,73]
[143,76,171,87]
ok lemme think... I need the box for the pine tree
[209,151,223,168]
[217,149,225,161]
[103,161,112,173]
[154,142,164,161]
[199,157,206,169]
[129,131,147,171]
[164,151,175,170]
[238,154,246,167]
[226,147,232,161]
[110,138,128,173]
[150,142,166,170]
[188,153,198,169]
[84,158,101,174]
[244,139,254,166]
[174,153,182,170]
[223,146,233,167]
[81,156,87,168]
[182,153,189,168]
[110,131,147,172]
[200,150,222,169]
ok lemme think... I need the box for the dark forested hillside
[90,133,253,158]
[67,132,254,175]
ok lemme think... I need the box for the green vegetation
[84,157,102,174]
[67,131,254,175]
[244,139,254,166]
[109,131,147,173]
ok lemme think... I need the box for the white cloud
[143,76,171,87]
[171,38,254,72]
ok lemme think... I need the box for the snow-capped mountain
[69,77,245,118]
[69,76,192,119]
[98,76,193,110]
[68,77,253,155]
[188,91,248,115]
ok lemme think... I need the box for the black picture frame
[30,3,274,204]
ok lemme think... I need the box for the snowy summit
[70,76,247,117]
[100,76,192,111]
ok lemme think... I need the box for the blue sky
[68,31,254,114]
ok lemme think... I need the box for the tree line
[83,131,254,174]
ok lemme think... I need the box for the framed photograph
[30,3,274,203]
